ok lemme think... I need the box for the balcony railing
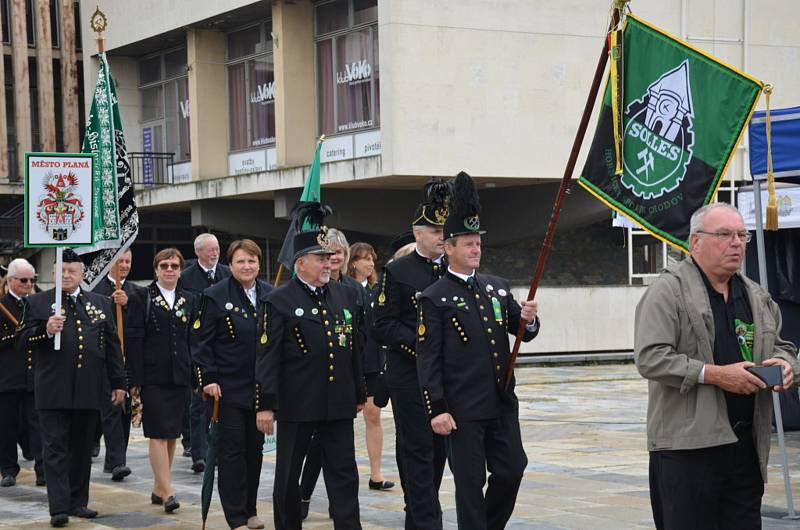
[129,152,175,188]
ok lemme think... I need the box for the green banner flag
[578,15,762,251]
[76,52,139,289]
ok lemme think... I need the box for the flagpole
[114,261,125,358]
[505,5,623,388]
[54,247,63,351]
[273,264,285,287]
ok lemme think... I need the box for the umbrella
[201,397,220,530]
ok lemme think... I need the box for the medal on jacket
[491,297,503,323]
[193,319,201,330]
[338,332,347,347]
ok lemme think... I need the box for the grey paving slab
[0,363,799,528]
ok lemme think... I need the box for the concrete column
[59,0,80,152]
[10,0,31,178]
[187,29,227,180]
[272,0,316,167]
[35,0,55,151]
[0,19,7,178]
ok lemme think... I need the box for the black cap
[412,179,451,227]
[61,248,83,263]
[389,231,415,255]
[293,227,335,260]
[443,171,485,239]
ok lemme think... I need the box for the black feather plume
[290,201,334,231]
[449,171,480,217]
[423,178,451,211]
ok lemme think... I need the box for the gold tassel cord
[609,0,629,175]
[764,84,778,231]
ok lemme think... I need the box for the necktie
[207,270,215,285]
[466,277,476,288]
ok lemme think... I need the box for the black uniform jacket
[0,293,33,392]
[362,284,384,375]
[256,277,366,422]
[193,277,273,410]
[15,288,126,410]
[92,277,148,384]
[179,262,231,295]
[373,251,445,387]
[416,273,538,422]
[127,283,196,388]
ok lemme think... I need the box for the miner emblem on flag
[578,14,763,250]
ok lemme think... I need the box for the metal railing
[129,151,175,188]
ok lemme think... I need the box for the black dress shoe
[36,475,47,486]
[69,506,98,519]
[182,448,192,458]
[368,479,395,490]
[300,499,310,520]
[91,445,100,458]
[111,465,131,481]
[164,495,180,513]
[22,451,33,462]
[0,475,16,487]
[191,459,205,473]
[150,493,164,505]
[50,513,69,527]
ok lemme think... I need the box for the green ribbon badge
[343,308,352,325]
[734,318,755,362]
[491,297,503,323]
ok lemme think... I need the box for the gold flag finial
[90,7,108,53]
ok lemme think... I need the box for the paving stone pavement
[2,363,800,529]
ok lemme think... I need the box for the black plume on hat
[277,201,336,269]
[290,201,333,232]
[412,178,451,227]
[443,171,485,239]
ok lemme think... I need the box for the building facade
[1,0,84,257]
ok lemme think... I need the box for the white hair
[7,258,35,278]
[690,202,742,235]
[194,233,219,252]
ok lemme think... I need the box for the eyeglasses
[696,230,752,243]
[158,263,181,270]
[11,277,34,284]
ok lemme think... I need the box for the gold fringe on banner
[610,28,624,175]
[764,84,778,231]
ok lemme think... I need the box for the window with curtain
[315,0,379,136]
[226,21,275,152]
[138,48,191,162]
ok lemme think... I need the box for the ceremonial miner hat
[443,171,485,239]
[291,202,336,260]
[61,248,83,263]
[389,231,415,255]
[411,178,451,227]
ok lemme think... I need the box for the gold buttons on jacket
[329,376,335,382]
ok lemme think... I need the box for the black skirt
[141,384,190,439]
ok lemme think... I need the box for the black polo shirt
[696,263,755,426]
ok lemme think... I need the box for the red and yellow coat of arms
[35,171,85,241]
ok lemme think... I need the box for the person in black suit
[373,180,451,530]
[180,232,232,471]
[126,248,196,514]
[298,229,393,519]
[0,258,44,487]
[416,172,539,530]
[90,248,147,482]
[256,220,367,530]
[15,249,126,528]
[194,239,271,530]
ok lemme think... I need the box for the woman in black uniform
[129,248,194,514]
[193,239,272,530]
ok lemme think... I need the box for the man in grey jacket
[635,202,799,530]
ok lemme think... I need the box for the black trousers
[300,431,323,500]
[217,403,264,529]
[0,391,43,478]
[38,409,98,515]
[97,390,131,469]
[446,410,527,530]
[389,384,446,530]
[274,419,361,530]
[649,432,764,530]
[191,390,211,462]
